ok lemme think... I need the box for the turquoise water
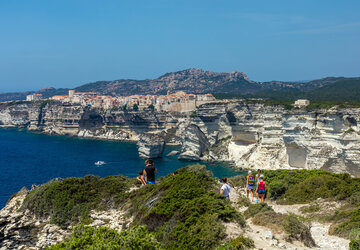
[0,128,242,208]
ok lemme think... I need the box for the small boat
[94,161,106,166]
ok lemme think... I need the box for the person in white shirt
[220,177,231,199]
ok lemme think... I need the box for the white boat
[94,161,106,166]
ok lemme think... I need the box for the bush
[331,207,360,238]
[350,228,360,250]
[48,225,159,249]
[237,195,251,207]
[243,203,273,219]
[21,175,136,228]
[217,235,255,249]
[300,204,321,214]
[262,169,360,204]
[127,165,245,249]
[228,175,247,188]
[283,213,315,247]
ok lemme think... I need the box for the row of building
[27,90,217,112]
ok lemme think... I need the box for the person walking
[256,175,267,203]
[246,170,255,201]
[220,177,231,200]
[144,159,157,184]
[255,169,262,202]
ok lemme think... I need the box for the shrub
[243,203,273,219]
[350,228,360,250]
[190,111,198,118]
[331,207,360,238]
[148,104,155,111]
[237,195,251,207]
[48,225,159,249]
[252,211,284,233]
[300,204,321,214]
[262,169,360,204]
[283,213,315,247]
[229,175,247,188]
[127,165,245,249]
[133,104,139,111]
[217,235,255,249]
[21,175,136,228]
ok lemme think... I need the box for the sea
[0,128,242,209]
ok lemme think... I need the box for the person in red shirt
[256,174,267,203]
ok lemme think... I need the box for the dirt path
[226,187,350,250]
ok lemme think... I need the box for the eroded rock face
[0,187,69,249]
[1,101,360,175]
[0,186,134,249]
[137,133,166,158]
[178,124,210,161]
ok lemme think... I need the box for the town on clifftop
[26,90,217,112]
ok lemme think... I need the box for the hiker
[246,170,255,201]
[255,169,262,202]
[220,177,231,199]
[256,174,267,203]
[136,170,146,187]
[144,159,157,184]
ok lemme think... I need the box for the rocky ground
[225,187,350,250]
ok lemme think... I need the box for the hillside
[1,165,359,249]
[1,69,359,102]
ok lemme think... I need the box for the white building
[294,99,310,107]
[26,94,43,101]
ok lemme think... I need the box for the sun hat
[260,174,264,178]
[248,170,252,174]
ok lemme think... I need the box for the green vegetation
[21,175,136,228]
[48,225,159,250]
[243,203,273,219]
[329,207,360,239]
[261,169,360,204]
[350,228,360,250]
[345,128,356,134]
[282,213,315,246]
[148,104,155,111]
[300,204,321,214]
[251,211,315,247]
[40,100,56,109]
[217,235,255,250]
[126,165,245,249]
[133,104,139,111]
[25,165,244,249]
[190,110,198,118]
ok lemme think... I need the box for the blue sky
[0,0,359,92]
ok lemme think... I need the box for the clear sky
[0,0,359,92]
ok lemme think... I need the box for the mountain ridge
[0,68,359,101]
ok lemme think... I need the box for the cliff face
[1,101,359,175]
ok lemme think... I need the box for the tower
[69,90,75,98]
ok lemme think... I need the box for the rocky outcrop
[0,186,134,249]
[0,187,69,249]
[178,124,210,161]
[137,133,166,158]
